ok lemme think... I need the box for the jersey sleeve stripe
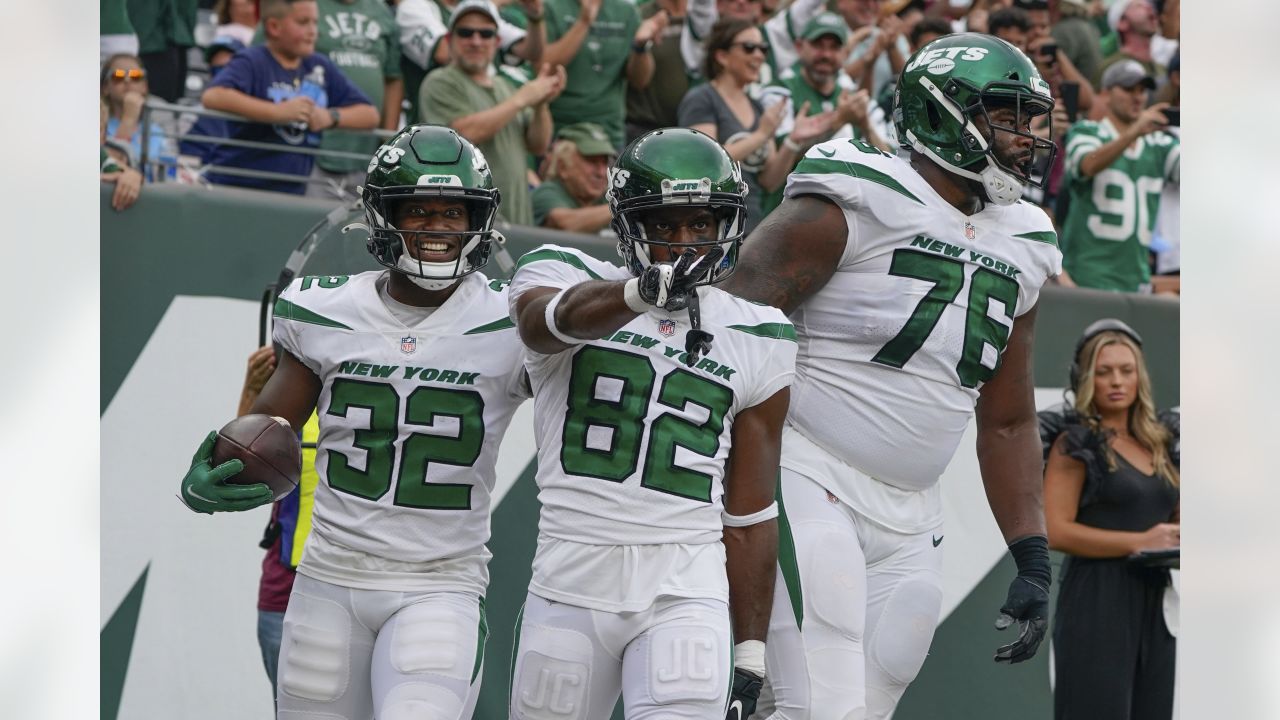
[1013,230,1059,247]
[727,322,797,341]
[463,316,517,335]
[512,248,603,279]
[272,297,353,330]
[792,157,923,205]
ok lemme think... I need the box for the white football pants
[509,592,733,720]
[759,469,944,720]
[276,573,485,720]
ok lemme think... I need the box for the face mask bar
[362,184,499,281]
[611,192,747,285]
[960,81,1058,189]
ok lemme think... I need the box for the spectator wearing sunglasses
[202,0,378,195]
[100,54,175,181]
[678,18,832,232]
[420,0,565,226]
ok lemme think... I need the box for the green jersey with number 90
[781,138,1062,498]
[272,270,528,594]
[1062,118,1180,292]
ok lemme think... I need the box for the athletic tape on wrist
[623,277,649,313]
[722,501,778,527]
[544,289,585,345]
[733,640,767,678]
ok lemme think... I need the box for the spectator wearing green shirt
[540,0,667,149]
[127,0,198,102]
[422,0,565,226]
[305,0,404,197]
[532,123,613,233]
[625,0,688,144]
[1060,61,1178,293]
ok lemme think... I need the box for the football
[212,414,301,501]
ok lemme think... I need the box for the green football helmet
[361,125,501,290]
[608,128,748,284]
[893,33,1056,205]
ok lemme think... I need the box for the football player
[721,34,1063,719]
[506,127,795,720]
[178,125,529,719]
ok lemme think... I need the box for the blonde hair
[1073,331,1179,487]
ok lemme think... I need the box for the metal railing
[138,99,398,197]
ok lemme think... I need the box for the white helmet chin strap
[911,77,1026,207]
[394,230,483,291]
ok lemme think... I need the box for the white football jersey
[273,270,528,593]
[508,245,797,547]
[782,139,1062,494]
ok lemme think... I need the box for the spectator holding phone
[1043,319,1179,720]
[1059,60,1177,293]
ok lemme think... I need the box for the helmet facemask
[362,184,500,291]
[903,75,1057,206]
[611,181,746,286]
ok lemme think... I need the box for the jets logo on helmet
[357,124,502,290]
[608,128,748,285]
[893,33,1058,206]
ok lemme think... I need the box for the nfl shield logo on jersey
[400,336,417,354]
[964,222,976,240]
[658,318,676,337]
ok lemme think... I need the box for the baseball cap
[1101,59,1156,90]
[801,13,851,44]
[1012,0,1049,10]
[557,123,615,157]
[204,35,246,64]
[449,0,501,29]
[1107,0,1143,32]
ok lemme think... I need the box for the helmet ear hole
[924,101,943,132]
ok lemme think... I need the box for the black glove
[725,668,763,720]
[637,247,724,311]
[994,535,1051,663]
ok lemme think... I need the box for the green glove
[180,431,274,514]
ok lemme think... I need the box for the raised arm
[719,193,847,314]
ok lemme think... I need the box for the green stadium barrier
[103,184,1178,719]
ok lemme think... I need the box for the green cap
[556,123,616,157]
[801,13,851,44]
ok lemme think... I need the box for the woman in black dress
[1044,321,1180,720]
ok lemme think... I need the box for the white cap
[1107,0,1135,32]
[449,0,501,29]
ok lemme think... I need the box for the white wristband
[734,640,767,678]
[783,137,803,153]
[722,501,779,527]
[544,289,585,345]
[622,277,649,314]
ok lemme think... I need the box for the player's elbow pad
[722,501,778,527]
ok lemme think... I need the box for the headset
[1068,318,1144,391]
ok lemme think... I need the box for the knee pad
[380,682,464,720]
[801,526,865,640]
[644,624,725,704]
[278,593,352,703]
[389,599,473,681]
[511,624,594,720]
[867,578,942,687]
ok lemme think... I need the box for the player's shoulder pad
[273,270,377,331]
[460,273,521,336]
[511,243,614,281]
[1006,202,1060,249]
[787,138,921,207]
[716,292,797,343]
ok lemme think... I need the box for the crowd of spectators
[100,0,1180,295]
